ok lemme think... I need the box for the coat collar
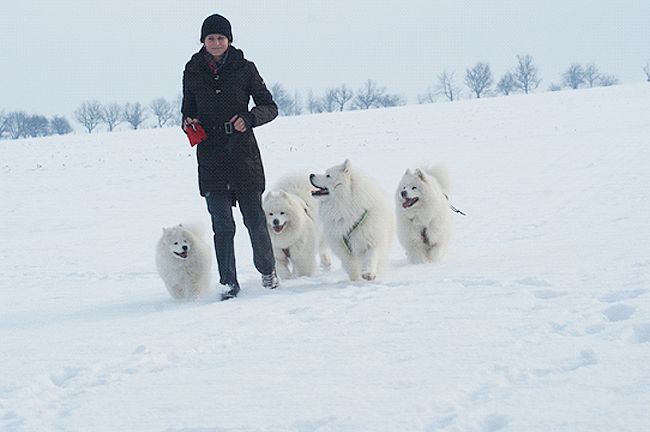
[188,46,245,73]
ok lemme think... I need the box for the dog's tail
[424,164,454,197]
[180,221,207,240]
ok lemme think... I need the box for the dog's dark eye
[269,212,273,216]
[326,174,330,178]
[412,186,417,190]
[280,212,285,215]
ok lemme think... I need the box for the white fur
[155,224,212,300]
[310,159,395,281]
[263,173,331,279]
[395,166,455,263]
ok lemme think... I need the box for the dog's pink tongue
[403,198,418,208]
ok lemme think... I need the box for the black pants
[205,190,275,286]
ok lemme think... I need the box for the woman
[182,14,279,300]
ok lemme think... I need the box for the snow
[1,83,649,431]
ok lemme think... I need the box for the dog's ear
[415,168,427,182]
[405,168,412,176]
[279,190,289,199]
[342,159,352,173]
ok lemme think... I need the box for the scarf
[203,47,230,74]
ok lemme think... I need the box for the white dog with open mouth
[395,166,456,263]
[155,223,212,300]
[310,159,395,281]
[263,172,331,279]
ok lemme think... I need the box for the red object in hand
[187,123,207,146]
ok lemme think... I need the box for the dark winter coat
[182,46,277,195]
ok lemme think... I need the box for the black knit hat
[201,14,232,42]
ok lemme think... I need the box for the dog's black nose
[182,245,188,251]
[401,190,408,198]
[273,219,280,226]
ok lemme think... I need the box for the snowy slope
[1,83,649,432]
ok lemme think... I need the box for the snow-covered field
[1,83,649,432]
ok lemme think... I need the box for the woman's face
[204,34,230,59]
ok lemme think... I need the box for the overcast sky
[2,0,648,118]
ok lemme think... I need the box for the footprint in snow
[482,414,509,432]
[630,323,650,344]
[516,278,567,299]
[598,288,647,303]
[532,289,567,300]
[516,277,553,287]
[560,349,598,372]
[50,366,84,388]
[603,304,636,322]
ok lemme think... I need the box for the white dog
[395,166,455,263]
[263,173,331,279]
[155,223,212,300]
[310,159,395,281]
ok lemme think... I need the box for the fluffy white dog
[263,173,331,279]
[310,159,395,281]
[395,166,455,263]
[155,224,212,300]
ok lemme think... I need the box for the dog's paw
[320,253,332,269]
[361,272,376,281]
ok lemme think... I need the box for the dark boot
[261,270,279,290]
[220,282,240,301]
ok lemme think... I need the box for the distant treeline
[2,56,639,139]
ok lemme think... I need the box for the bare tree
[270,83,301,116]
[122,102,148,130]
[150,98,174,128]
[290,91,303,116]
[24,115,50,137]
[325,85,354,111]
[321,89,339,112]
[352,79,405,109]
[4,112,29,139]
[74,100,103,133]
[437,71,461,101]
[513,55,541,94]
[172,94,183,126]
[270,83,290,115]
[496,72,517,95]
[562,63,585,89]
[599,74,620,86]
[353,79,383,109]
[379,93,406,107]
[583,62,600,88]
[0,111,7,139]
[102,102,123,132]
[417,87,437,104]
[644,61,650,82]
[306,90,325,114]
[465,62,493,98]
[51,116,73,135]
[1,112,70,139]
[356,80,382,108]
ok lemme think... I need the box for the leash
[342,210,368,252]
[444,193,466,216]
[450,205,466,216]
